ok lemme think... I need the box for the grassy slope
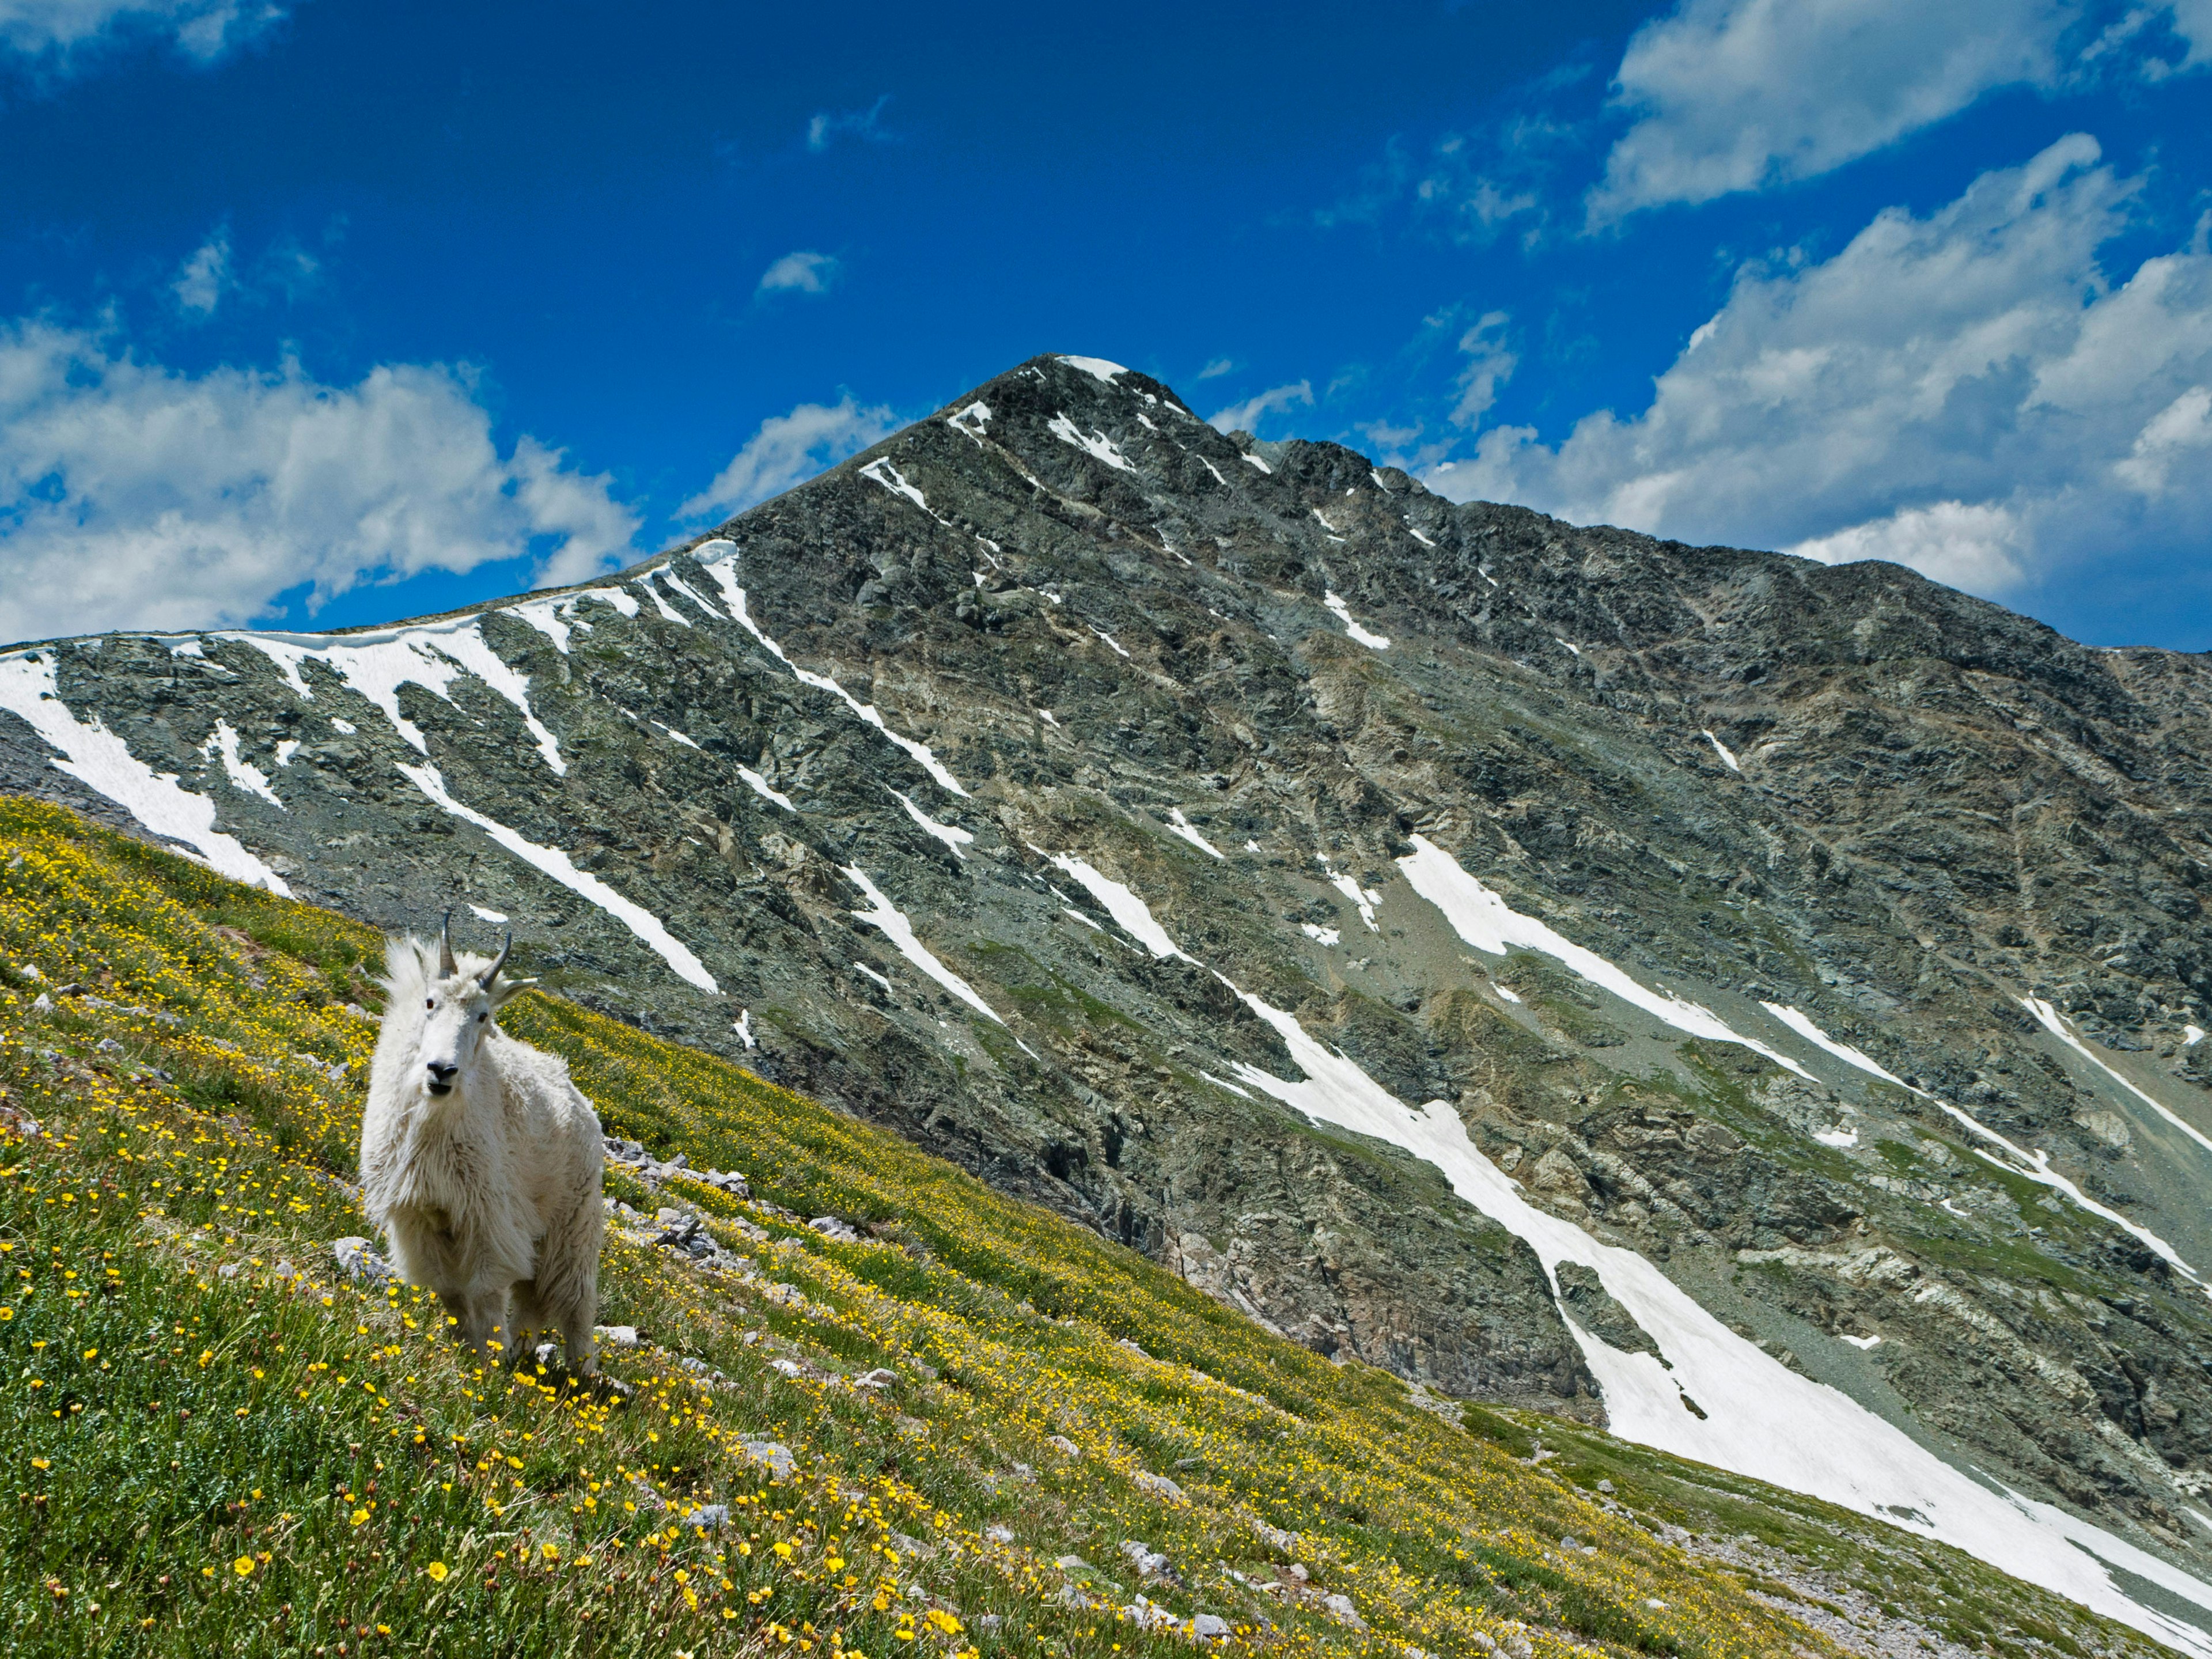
[0,797,2165,1659]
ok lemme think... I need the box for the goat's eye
[425,998,435,1010]
[478,1012,487,1023]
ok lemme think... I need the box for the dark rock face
[11,353,2212,1565]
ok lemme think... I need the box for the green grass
[0,795,2172,1659]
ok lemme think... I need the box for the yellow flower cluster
[1,794,2119,1659]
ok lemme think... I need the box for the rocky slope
[9,353,2212,1645]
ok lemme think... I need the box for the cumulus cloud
[678,393,899,522]
[1208,381,1313,434]
[756,250,839,296]
[1590,0,2079,221]
[0,0,288,66]
[171,231,232,316]
[0,321,638,643]
[1447,135,2212,601]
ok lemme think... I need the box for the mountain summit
[9,353,2212,1646]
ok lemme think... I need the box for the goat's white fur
[361,934,604,1373]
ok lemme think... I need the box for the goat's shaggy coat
[361,933,604,1372]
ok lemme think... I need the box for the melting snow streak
[398,762,717,992]
[1399,835,1811,1078]
[0,652,291,896]
[843,867,1001,1021]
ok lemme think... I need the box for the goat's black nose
[426,1062,457,1084]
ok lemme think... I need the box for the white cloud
[0,0,287,65]
[1448,135,2212,601]
[678,393,899,522]
[1198,358,1235,380]
[757,250,839,296]
[171,231,232,316]
[0,320,638,643]
[1590,0,2078,220]
[1208,381,1313,434]
[1451,311,1518,426]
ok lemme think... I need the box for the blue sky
[1,0,2210,648]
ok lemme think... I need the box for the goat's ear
[487,975,539,1010]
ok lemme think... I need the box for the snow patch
[1398,835,1813,1079]
[1493,984,1522,1005]
[1406,524,1436,548]
[1240,452,1272,474]
[203,720,282,807]
[1214,967,2212,1654]
[733,1009,755,1050]
[397,761,717,992]
[694,551,970,797]
[468,904,509,923]
[1056,355,1126,384]
[506,597,578,653]
[1938,1096,2203,1287]
[892,789,974,858]
[854,962,894,994]
[1300,923,1341,946]
[1703,730,1741,772]
[658,724,702,749]
[947,401,992,444]
[1762,1004,1908,1089]
[843,866,1001,1022]
[1839,1333,1882,1350]
[169,638,204,657]
[1323,592,1389,650]
[1047,854,1193,962]
[1163,808,1223,859]
[738,767,797,813]
[0,652,292,897]
[637,570,692,627]
[660,569,726,622]
[225,617,565,777]
[2191,1025,2208,1047]
[1089,626,1131,658]
[273,739,300,767]
[1321,865,1380,933]
[1050,414,1136,472]
[859,459,950,524]
[1812,1128,1859,1149]
[1199,458,1229,486]
[2022,997,2212,1162]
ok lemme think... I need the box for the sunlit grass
[0,794,2153,1658]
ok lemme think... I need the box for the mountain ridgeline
[10,353,2212,1645]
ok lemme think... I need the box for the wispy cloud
[0,0,292,70]
[805,94,892,153]
[171,230,233,316]
[1450,311,1517,426]
[0,317,637,641]
[756,250,840,296]
[1208,381,1313,435]
[1197,358,1235,380]
[679,393,900,522]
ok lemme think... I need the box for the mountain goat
[361,917,604,1375]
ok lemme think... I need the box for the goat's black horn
[481,929,513,988]
[438,910,457,976]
